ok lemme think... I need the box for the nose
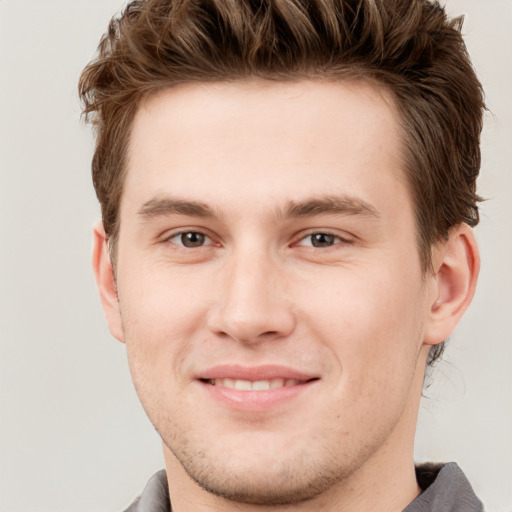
[207,248,296,345]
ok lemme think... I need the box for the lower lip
[199,380,318,412]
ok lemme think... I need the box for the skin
[93,80,479,512]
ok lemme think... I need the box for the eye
[297,232,347,248]
[169,231,212,248]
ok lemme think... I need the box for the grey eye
[170,231,211,248]
[181,232,206,247]
[309,233,338,247]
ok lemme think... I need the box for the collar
[124,462,483,512]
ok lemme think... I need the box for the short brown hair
[79,0,485,362]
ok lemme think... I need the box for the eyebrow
[138,198,217,220]
[279,195,379,220]
[137,194,379,221]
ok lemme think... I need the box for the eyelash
[166,231,215,248]
[164,230,352,250]
[294,232,352,249]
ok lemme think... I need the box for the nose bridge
[229,245,273,302]
[209,242,295,343]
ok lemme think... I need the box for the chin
[179,454,344,506]
[162,431,364,507]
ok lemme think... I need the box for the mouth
[197,365,320,411]
[200,377,316,390]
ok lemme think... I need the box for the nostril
[206,302,296,344]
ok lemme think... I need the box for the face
[111,80,435,505]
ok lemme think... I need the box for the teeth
[252,380,271,390]
[270,378,285,389]
[211,378,300,390]
[234,380,252,391]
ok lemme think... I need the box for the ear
[92,222,125,343]
[423,224,480,347]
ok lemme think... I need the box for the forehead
[123,79,405,216]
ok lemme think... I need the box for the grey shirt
[123,462,484,511]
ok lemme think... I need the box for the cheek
[117,263,212,384]
[119,256,212,328]
[297,263,426,381]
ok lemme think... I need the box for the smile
[204,378,306,390]
[197,366,319,412]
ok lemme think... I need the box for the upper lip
[197,364,319,382]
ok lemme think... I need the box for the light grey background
[0,1,510,511]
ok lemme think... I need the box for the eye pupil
[181,232,205,247]
[311,233,336,247]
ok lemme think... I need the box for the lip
[197,364,318,382]
[196,364,320,412]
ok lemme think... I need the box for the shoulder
[404,462,484,512]
[122,470,170,512]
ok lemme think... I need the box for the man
[79,0,485,510]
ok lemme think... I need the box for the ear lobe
[423,224,480,347]
[92,222,125,343]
